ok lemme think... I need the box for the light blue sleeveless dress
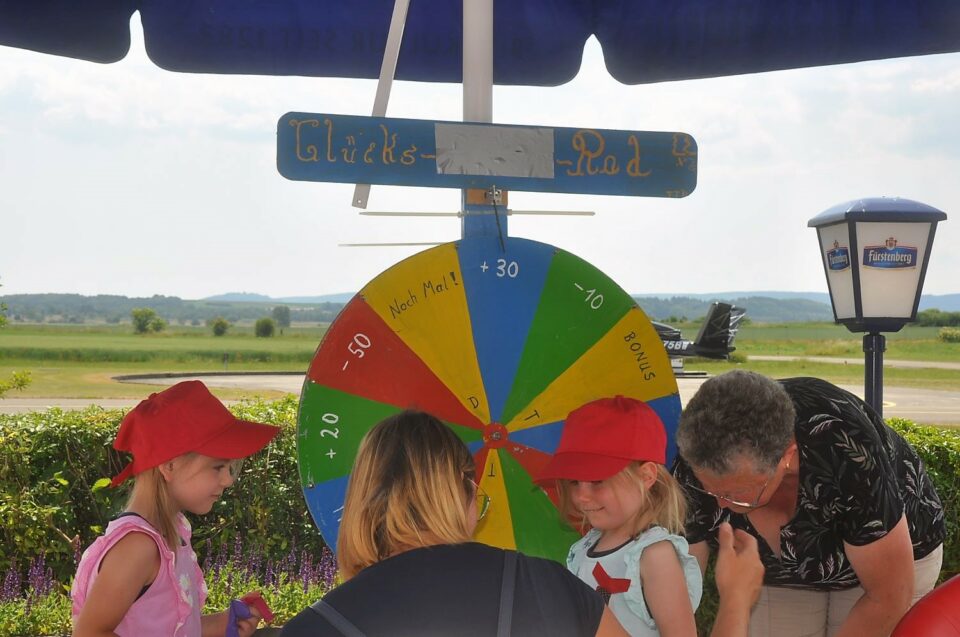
[567,526,702,636]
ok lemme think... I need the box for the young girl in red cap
[537,395,701,637]
[72,380,280,637]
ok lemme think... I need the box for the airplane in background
[652,302,747,376]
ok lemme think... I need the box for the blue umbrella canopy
[1,0,958,86]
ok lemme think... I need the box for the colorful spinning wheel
[297,236,680,561]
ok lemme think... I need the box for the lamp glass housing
[856,221,933,320]
[815,222,856,320]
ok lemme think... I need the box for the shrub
[0,370,30,399]
[210,316,230,336]
[938,327,960,343]
[255,317,276,338]
[130,308,160,334]
[198,541,338,622]
[0,407,126,579]
[888,418,960,580]
[272,305,292,329]
[0,569,71,637]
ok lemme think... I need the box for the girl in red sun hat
[537,396,701,637]
[72,381,279,637]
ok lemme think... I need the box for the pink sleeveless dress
[72,513,207,636]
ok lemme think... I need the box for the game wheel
[298,236,680,560]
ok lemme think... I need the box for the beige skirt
[747,544,943,637]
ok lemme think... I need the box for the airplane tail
[691,302,746,358]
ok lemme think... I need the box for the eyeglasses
[687,474,774,510]
[688,457,789,510]
[470,479,492,521]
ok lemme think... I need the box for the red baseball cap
[110,380,280,487]
[535,396,667,484]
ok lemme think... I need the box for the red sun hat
[535,396,667,484]
[110,380,280,487]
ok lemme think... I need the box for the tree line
[917,308,960,327]
[0,293,342,325]
[130,306,291,337]
[6,292,960,326]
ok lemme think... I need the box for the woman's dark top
[280,542,604,636]
[674,377,945,591]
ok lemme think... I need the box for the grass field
[0,324,321,398]
[684,359,960,392]
[1,321,959,398]
[0,323,324,361]
[732,323,960,361]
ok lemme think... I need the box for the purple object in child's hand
[225,598,253,637]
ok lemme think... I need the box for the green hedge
[888,418,960,580]
[0,401,958,637]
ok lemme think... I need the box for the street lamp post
[808,197,946,417]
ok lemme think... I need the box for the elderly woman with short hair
[673,371,944,637]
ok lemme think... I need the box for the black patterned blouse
[673,377,945,591]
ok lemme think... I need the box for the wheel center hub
[483,422,509,449]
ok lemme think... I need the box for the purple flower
[2,561,22,602]
[202,539,213,572]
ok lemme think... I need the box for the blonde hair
[557,462,687,536]
[336,411,475,580]
[127,467,181,550]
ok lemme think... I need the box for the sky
[1,17,959,300]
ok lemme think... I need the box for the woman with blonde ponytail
[282,410,627,637]
[282,409,763,637]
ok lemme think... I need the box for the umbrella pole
[461,0,505,241]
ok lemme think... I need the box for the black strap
[497,550,517,637]
[310,599,366,637]
[99,513,154,600]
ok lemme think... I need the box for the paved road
[3,372,959,425]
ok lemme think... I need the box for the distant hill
[634,291,832,305]
[204,292,355,304]
[634,291,960,312]
[203,292,274,302]
[919,294,960,312]
[633,296,834,323]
